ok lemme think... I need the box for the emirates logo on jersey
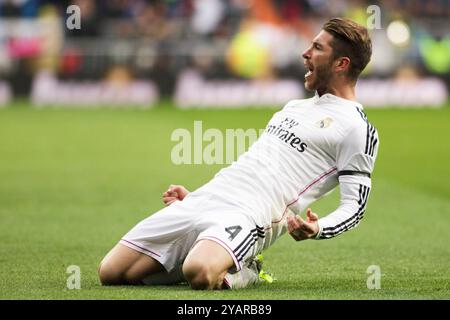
[316,117,333,128]
[265,118,307,153]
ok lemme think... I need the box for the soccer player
[98,18,379,290]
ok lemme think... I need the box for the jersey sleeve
[315,120,379,240]
[336,122,378,178]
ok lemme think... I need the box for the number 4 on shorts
[225,225,242,241]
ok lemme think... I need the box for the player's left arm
[289,121,379,241]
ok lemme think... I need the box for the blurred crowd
[0,0,449,96]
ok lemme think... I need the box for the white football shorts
[119,192,266,274]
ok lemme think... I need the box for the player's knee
[122,271,145,285]
[187,270,214,290]
[182,261,215,290]
[98,262,124,285]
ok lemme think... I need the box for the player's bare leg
[98,243,164,285]
[182,240,234,290]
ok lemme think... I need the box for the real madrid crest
[316,117,333,128]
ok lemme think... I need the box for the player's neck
[317,83,357,102]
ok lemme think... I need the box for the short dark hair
[323,18,372,81]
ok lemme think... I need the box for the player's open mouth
[304,64,314,79]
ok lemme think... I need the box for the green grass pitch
[0,102,449,299]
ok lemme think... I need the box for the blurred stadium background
[0,0,449,299]
[0,0,449,107]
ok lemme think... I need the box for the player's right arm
[162,184,190,206]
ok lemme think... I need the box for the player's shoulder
[340,106,379,154]
[281,97,315,110]
[341,105,377,134]
[354,106,377,133]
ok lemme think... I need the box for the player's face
[302,30,335,93]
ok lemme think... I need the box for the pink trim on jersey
[223,277,231,289]
[196,236,241,272]
[266,167,338,230]
[120,239,161,257]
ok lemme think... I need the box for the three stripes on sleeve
[319,184,370,239]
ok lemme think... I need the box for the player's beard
[304,58,334,94]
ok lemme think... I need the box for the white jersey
[192,93,379,245]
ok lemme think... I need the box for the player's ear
[335,57,350,73]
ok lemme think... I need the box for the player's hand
[287,208,319,241]
[162,184,190,206]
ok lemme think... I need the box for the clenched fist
[162,185,190,206]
